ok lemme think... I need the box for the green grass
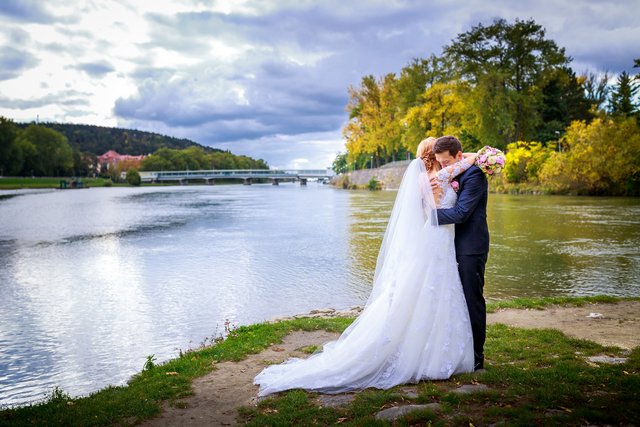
[485,295,640,313]
[1,297,638,426]
[241,323,639,426]
[0,177,114,189]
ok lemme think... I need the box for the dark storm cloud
[0,47,39,81]
[115,2,450,144]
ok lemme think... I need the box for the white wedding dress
[254,159,474,396]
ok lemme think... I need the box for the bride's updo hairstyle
[416,137,437,171]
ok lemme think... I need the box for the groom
[432,135,489,371]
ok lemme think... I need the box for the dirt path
[140,330,341,427]
[140,301,640,426]
[487,301,640,350]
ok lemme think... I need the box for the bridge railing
[139,169,334,182]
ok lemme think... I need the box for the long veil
[367,159,437,305]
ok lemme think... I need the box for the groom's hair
[433,135,462,157]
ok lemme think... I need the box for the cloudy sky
[1,0,638,169]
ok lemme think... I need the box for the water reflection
[486,195,640,297]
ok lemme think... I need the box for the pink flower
[451,180,459,192]
[476,145,505,178]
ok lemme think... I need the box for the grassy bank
[0,177,115,189]
[1,297,638,426]
[485,294,640,313]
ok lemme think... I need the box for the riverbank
[0,177,116,190]
[2,296,638,426]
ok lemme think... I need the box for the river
[0,184,638,407]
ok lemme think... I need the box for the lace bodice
[433,157,474,209]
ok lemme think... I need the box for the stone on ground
[375,403,441,421]
[451,384,489,394]
[317,394,356,408]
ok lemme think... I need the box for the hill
[16,122,221,156]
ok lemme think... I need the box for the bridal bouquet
[476,146,505,177]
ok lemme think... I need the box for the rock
[310,308,336,315]
[451,384,489,395]
[587,355,627,365]
[375,403,441,421]
[317,394,356,408]
[586,312,603,318]
[399,386,419,399]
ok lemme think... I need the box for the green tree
[16,124,73,176]
[444,18,570,145]
[537,67,593,142]
[609,71,639,117]
[332,152,348,174]
[0,116,19,175]
[140,147,268,171]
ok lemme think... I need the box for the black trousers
[456,253,488,368]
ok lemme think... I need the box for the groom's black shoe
[474,358,484,371]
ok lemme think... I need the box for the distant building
[98,150,145,173]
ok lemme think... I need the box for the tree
[609,71,639,117]
[332,152,348,174]
[344,74,401,166]
[537,67,593,142]
[126,168,141,186]
[140,147,268,172]
[444,18,570,144]
[0,116,19,175]
[402,81,470,153]
[583,71,610,112]
[16,124,73,176]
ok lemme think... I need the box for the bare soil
[140,301,640,426]
[487,301,640,350]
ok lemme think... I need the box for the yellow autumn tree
[344,74,405,166]
[402,81,470,155]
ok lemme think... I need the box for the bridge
[138,169,335,185]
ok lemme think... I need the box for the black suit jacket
[436,165,489,255]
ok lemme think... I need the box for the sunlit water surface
[0,185,638,406]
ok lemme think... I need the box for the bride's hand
[463,152,478,164]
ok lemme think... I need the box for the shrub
[126,168,141,186]
[368,177,381,190]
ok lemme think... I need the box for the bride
[254,137,478,396]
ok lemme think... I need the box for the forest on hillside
[0,119,268,178]
[15,122,215,156]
